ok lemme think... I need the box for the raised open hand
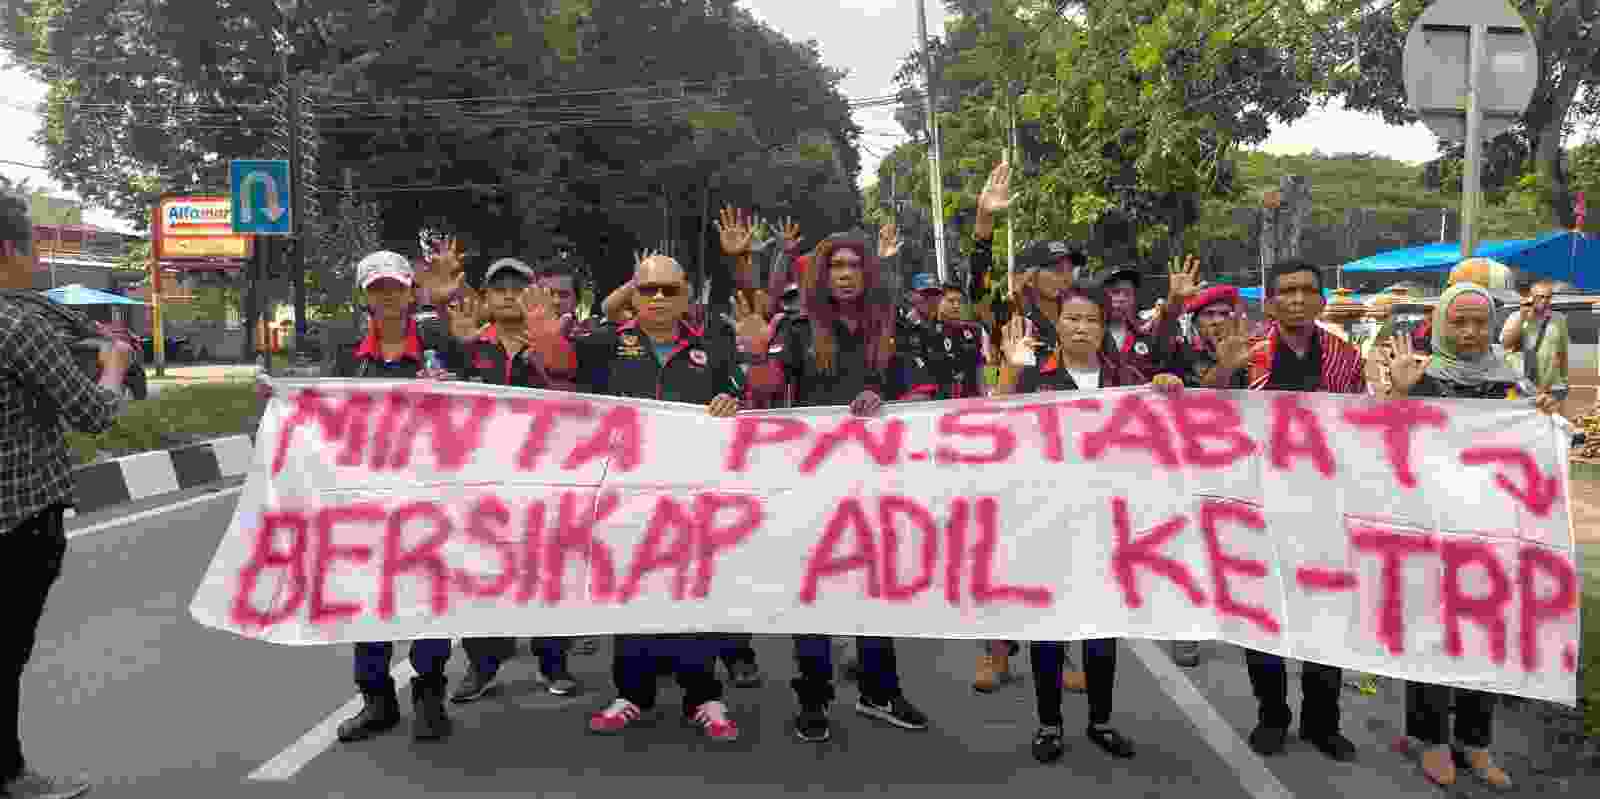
[878,222,902,260]
[1214,314,1251,372]
[781,217,802,252]
[716,205,754,257]
[447,289,485,340]
[1385,333,1428,395]
[979,161,1012,215]
[732,291,769,349]
[1167,254,1201,302]
[1003,315,1038,367]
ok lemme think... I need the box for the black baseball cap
[1018,240,1079,270]
[1101,266,1142,288]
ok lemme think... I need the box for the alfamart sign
[190,381,1583,705]
[156,196,250,260]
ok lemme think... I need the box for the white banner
[189,380,1583,704]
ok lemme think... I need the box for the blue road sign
[230,160,293,235]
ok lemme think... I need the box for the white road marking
[1128,639,1297,799]
[248,660,417,782]
[66,485,245,540]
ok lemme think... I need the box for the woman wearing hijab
[1372,281,1560,790]
[992,282,1184,762]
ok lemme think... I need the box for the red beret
[1184,284,1240,314]
[793,255,812,281]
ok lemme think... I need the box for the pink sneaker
[690,700,740,741]
[589,698,644,734]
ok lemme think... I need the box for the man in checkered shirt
[0,189,134,799]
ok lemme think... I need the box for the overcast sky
[1,0,1444,235]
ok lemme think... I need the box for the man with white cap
[324,250,462,743]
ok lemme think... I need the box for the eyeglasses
[636,283,683,298]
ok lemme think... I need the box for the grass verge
[65,382,258,465]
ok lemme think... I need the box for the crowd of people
[0,158,1575,798]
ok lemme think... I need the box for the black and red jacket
[895,314,985,400]
[331,317,462,379]
[568,318,743,404]
[1014,350,1143,394]
[458,324,554,388]
[758,313,936,408]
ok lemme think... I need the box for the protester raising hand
[781,217,803,253]
[979,161,1011,215]
[1002,315,1037,368]
[447,290,486,341]
[878,222,902,260]
[716,206,754,257]
[1384,333,1428,396]
[732,291,768,352]
[1166,254,1202,303]
[1214,314,1252,372]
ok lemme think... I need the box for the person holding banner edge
[449,257,583,705]
[1242,259,1364,762]
[1373,281,1560,790]
[537,254,744,742]
[742,229,936,743]
[993,278,1175,761]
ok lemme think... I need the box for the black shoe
[1249,725,1288,756]
[855,695,929,730]
[1087,723,1136,759]
[794,707,832,742]
[336,690,401,742]
[1302,730,1357,762]
[544,669,580,697]
[411,677,453,741]
[1032,724,1066,763]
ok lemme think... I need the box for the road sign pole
[1461,24,1487,259]
[148,208,166,377]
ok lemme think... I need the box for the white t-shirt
[1066,367,1100,390]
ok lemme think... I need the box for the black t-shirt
[1164,339,1249,389]
[773,315,932,407]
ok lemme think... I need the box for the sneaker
[688,700,740,742]
[2,770,91,799]
[1032,724,1066,763]
[729,660,763,687]
[450,664,498,703]
[794,707,832,742]
[589,698,645,734]
[1172,640,1200,668]
[855,695,929,730]
[545,670,580,696]
[336,689,401,742]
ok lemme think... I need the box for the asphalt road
[24,491,1587,798]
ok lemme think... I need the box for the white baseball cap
[484,257,536,284]
[356,250,415,289]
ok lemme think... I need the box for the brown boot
[1460,747,1512,791]
[1420,744,1456,787]
[973,650,1008,693]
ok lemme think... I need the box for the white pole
[1461,24,1486,259]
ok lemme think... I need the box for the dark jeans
[612,634,723,711]
[1405,681,1493,748]
[353,639,451,695]
[719,633,758,667]
[462,636,572,676]
[1244,649,1342,736]
[1,505,68,783]
[1031,640,1116,726]
[791,635,900,708]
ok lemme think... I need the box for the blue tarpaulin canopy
[1340,231,1599,289]
[1235,287,1358,303]
[42,284,146,306]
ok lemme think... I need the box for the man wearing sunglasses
[539,255,744,743]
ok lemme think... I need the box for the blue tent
[1235,286,1352,303]
[1340,231,1600,289]
[43,284,146,306]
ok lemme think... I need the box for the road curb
[68,434,255,518]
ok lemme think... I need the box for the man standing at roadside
[1241,259,1362,763]
[1501,279,1569,414]
[1,190,133,799]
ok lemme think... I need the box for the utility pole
[286,73,307,360]
[915,0,948,283]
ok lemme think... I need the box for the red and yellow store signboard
[155,195,253,260]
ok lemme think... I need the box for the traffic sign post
[1403,0,1538,259]
[229,160,294,236]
